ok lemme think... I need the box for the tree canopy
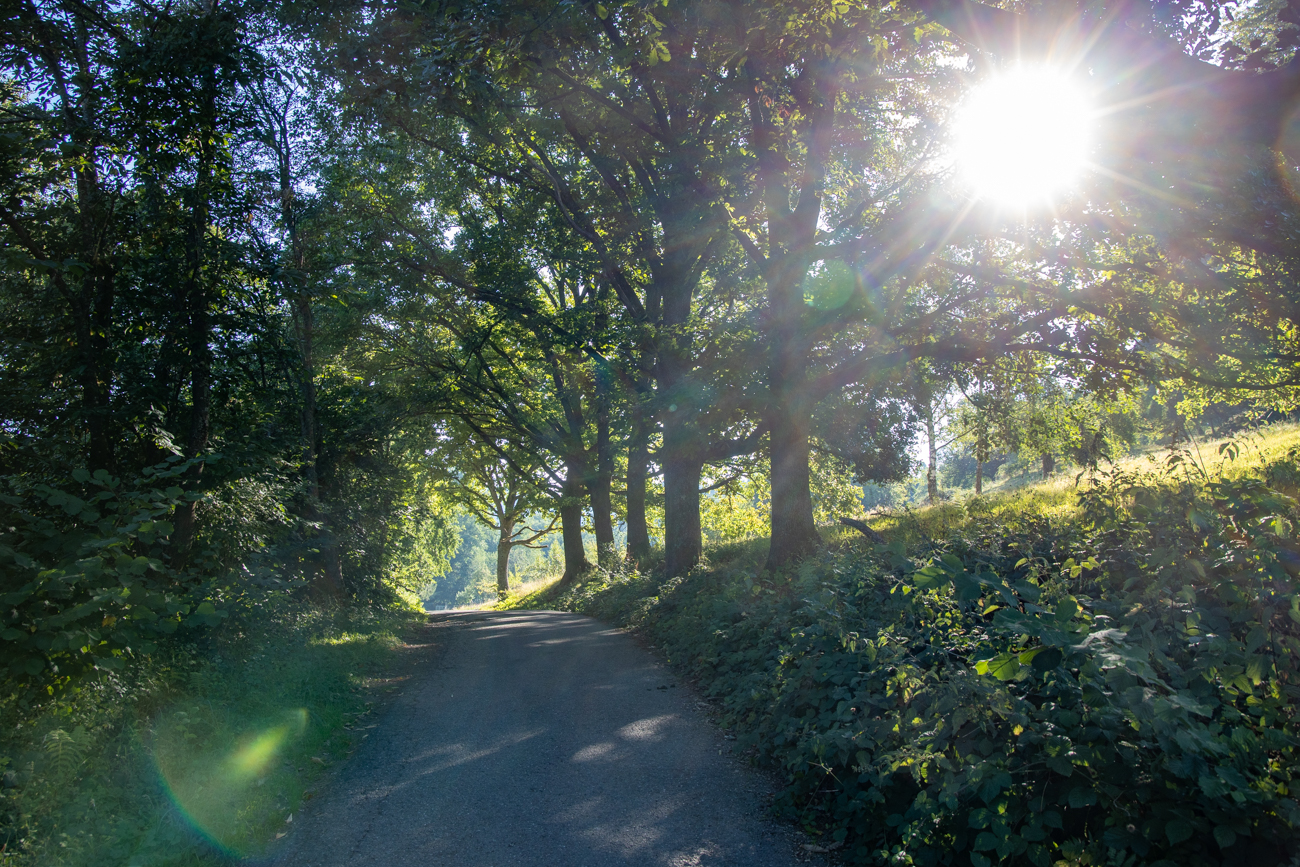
[3,0,1300,689]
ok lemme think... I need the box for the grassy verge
[509,432,1300,866]
[0,601,426,867]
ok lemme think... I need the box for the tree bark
[926,402,939,505]
[72,268,116,474]
[975,424,988,496]
[1042,452,1055,479]
[763,243,820,571]
[625,411,651,564]
[657,332,705,575]
[496,516,515,593]
[558,469,589,585]
[662,445,703,578]
[591,389,616,566]
[766,396,820,571]
[170,62,219,569]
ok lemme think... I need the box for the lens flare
[151,707,308,857]
[953,66,1095,208]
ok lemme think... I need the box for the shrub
[0,461,228,701]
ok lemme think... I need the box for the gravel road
[271,610,813,867]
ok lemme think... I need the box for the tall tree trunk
[662,450,702,577]
[766,398,820,570]
[975,420,988,495]
[625,410,651,564]
[755,68,836,573]
[558,469,589,585]
[496,516,515,593]
[72,269,116,473]
[658,346,704,575]
[926,403,939,505]
[292,277,343,599]
[1042,452,1055,479]
[764,255,820,571]
[591,388,616,566]
[170,68,218,569]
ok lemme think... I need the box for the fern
[43,726,87,781]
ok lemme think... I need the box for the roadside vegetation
[504,426,1300,866]
[0,602,423,867]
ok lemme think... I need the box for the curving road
[272,610,812,867]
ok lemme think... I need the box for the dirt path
[271,610,816,867]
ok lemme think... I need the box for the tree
[431,427,558,593]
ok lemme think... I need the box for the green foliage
[0,461,231,697]
[0,601,422,867]
[534,446,1300,866]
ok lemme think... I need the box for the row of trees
[306,0,1300,582]
[6,0,1300,642]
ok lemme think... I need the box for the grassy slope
[500,425,1300,866]
[0,603,427,867]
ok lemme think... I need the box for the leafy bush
[0,461,228,700]
[545,449,1300,866]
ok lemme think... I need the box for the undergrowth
[0,600,424,867]
[517,440,1300,866]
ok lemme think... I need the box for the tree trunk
[975,423,988,495]
[73,269,116,474]
[926,403,939,505]
[662,450,703,578]
[591,395,616,566]
[625,411,651,564]
[170,61,219,570]
[764,261,820,571]
[496,517,515,593]
[1042,452,1055,479]
[558,471,589,585]
[318,549,345,601]
[766,399,820,571]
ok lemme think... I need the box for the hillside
[501,426,1300,866]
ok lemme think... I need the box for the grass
[0,600,427,867]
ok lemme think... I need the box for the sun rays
[952,65,1096,210]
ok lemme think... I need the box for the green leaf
[913,565,951,591]
[1067,786,1096,808]
[1046,755,1074,777]
[1030,647,1063,673]
[975,653,1021,681]
[1166,819,1194,845]
[1213,825,1237,848]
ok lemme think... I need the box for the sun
[953,66,1095,208]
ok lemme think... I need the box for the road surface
[272,610,813,867]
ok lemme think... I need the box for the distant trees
[428,425,556,593]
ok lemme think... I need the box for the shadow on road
[272,611,806,867]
